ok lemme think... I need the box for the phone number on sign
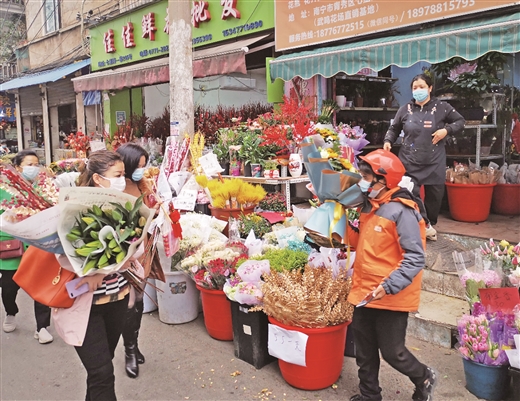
[406,0,475,18]
[314,21,364,38]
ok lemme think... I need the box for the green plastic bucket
[463,358,510,400]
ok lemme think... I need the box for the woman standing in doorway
[384,74,465,240]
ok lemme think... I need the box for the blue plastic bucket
[463,358,510,400]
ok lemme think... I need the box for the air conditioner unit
[218,76,256,91]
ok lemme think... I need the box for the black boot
[134,299,145,364]
[125,344,139,378]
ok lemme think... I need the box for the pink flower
[478,342,488,352]
[462,334,470,343]
[513,256,519,266]
[459,346,470,357]
[492,348,500,359]
[472,342,479,351]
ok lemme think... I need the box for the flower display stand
[491,183,520,215]
[197,285,233,341]
[445,182,496,223]
[268,317,349,390]
[462,358,510,400]
[155,272,199,324]
[231,302,276,369]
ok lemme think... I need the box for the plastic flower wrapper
[453,249,504,308]
[224,260,271,305]
[308,247,356,278]
[335,124,370,161]
[457,305,518,366]
[480,238,520,278]
[300,139,364,248]
[0,164,63,253]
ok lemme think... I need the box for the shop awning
[0,59,90,91]
[72,35,269,92]
[270,11,520,81]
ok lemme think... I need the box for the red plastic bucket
[268,317,349,390]
[491,183,520,216]
[445,182,496,223]
[197,285,233,341]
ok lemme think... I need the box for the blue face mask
[358,179,371,193]
[413,88,430,103]
[132,167,145,182]
[22,165,40,181]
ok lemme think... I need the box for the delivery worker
[347,149,436,401]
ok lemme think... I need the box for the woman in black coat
[384,74,465,240]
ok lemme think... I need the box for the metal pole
[168,0,194,140]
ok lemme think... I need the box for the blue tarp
[0,59,90,91]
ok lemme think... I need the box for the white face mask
[368,187,383,199]
[358,179,372,193]
[100,175,126,192]
[22,165,40,181]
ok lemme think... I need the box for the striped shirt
[93,273,129,305]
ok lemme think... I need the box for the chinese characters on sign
[275,0,513,51]
[142,12,158,41]
[268,324,308,367]
[192,1,211,28]
[122,22,136,48]
[103,29,116,53]
[221,0,241,20]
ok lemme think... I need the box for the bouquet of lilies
[223,259,271,305]
[480,238,520,280]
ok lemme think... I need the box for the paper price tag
[479,288,520,312]
[199,152,223,177]
[268,324,308,367]
[173,188,197,211]
[89,140,106,152]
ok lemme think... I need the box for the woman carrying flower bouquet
[116,143,156,379]
[1,150,54,344]
[346,149,436,401]
[56,150,133,401]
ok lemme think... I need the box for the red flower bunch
[259,96,316,152]
[66,131,91,153]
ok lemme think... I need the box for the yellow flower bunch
[198,178,266,209]
[189,132,205,174]
[315,127,338,142]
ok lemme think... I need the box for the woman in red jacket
[347,149,436,401]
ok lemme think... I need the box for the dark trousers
[34,301,51,331]
[0,269,20,316]
[351,307,428,401]
[410,181,445,226]
[75,295,129,401]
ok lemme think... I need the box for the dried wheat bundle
[252,266,354,328]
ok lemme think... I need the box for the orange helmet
[359,149,406,189]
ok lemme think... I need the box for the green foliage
[237,213,272,238]
[250,248,308,272]
[238,130,273,165]
[0,16,26,64]
[431,52,507,107]
[261,159,278,170]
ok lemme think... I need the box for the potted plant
[238,131,271,177]
[262,159,279,178]
[431,52,507,122]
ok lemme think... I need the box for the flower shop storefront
[71,0,275,147]
[270,7,520,151]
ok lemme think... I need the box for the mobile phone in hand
[356,292,375,308]
[65,277,89,299]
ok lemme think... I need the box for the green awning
[270,11,520,81]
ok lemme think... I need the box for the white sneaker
[425,224,437,241]
[3,315,16,333]
[34,328,53,344]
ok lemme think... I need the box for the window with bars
[43,0,59,34]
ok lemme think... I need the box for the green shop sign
[90,0,274,72]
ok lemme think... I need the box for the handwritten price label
[479,288,520,312]
[268,324,308,367]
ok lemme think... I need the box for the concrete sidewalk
[1,290,484,401]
